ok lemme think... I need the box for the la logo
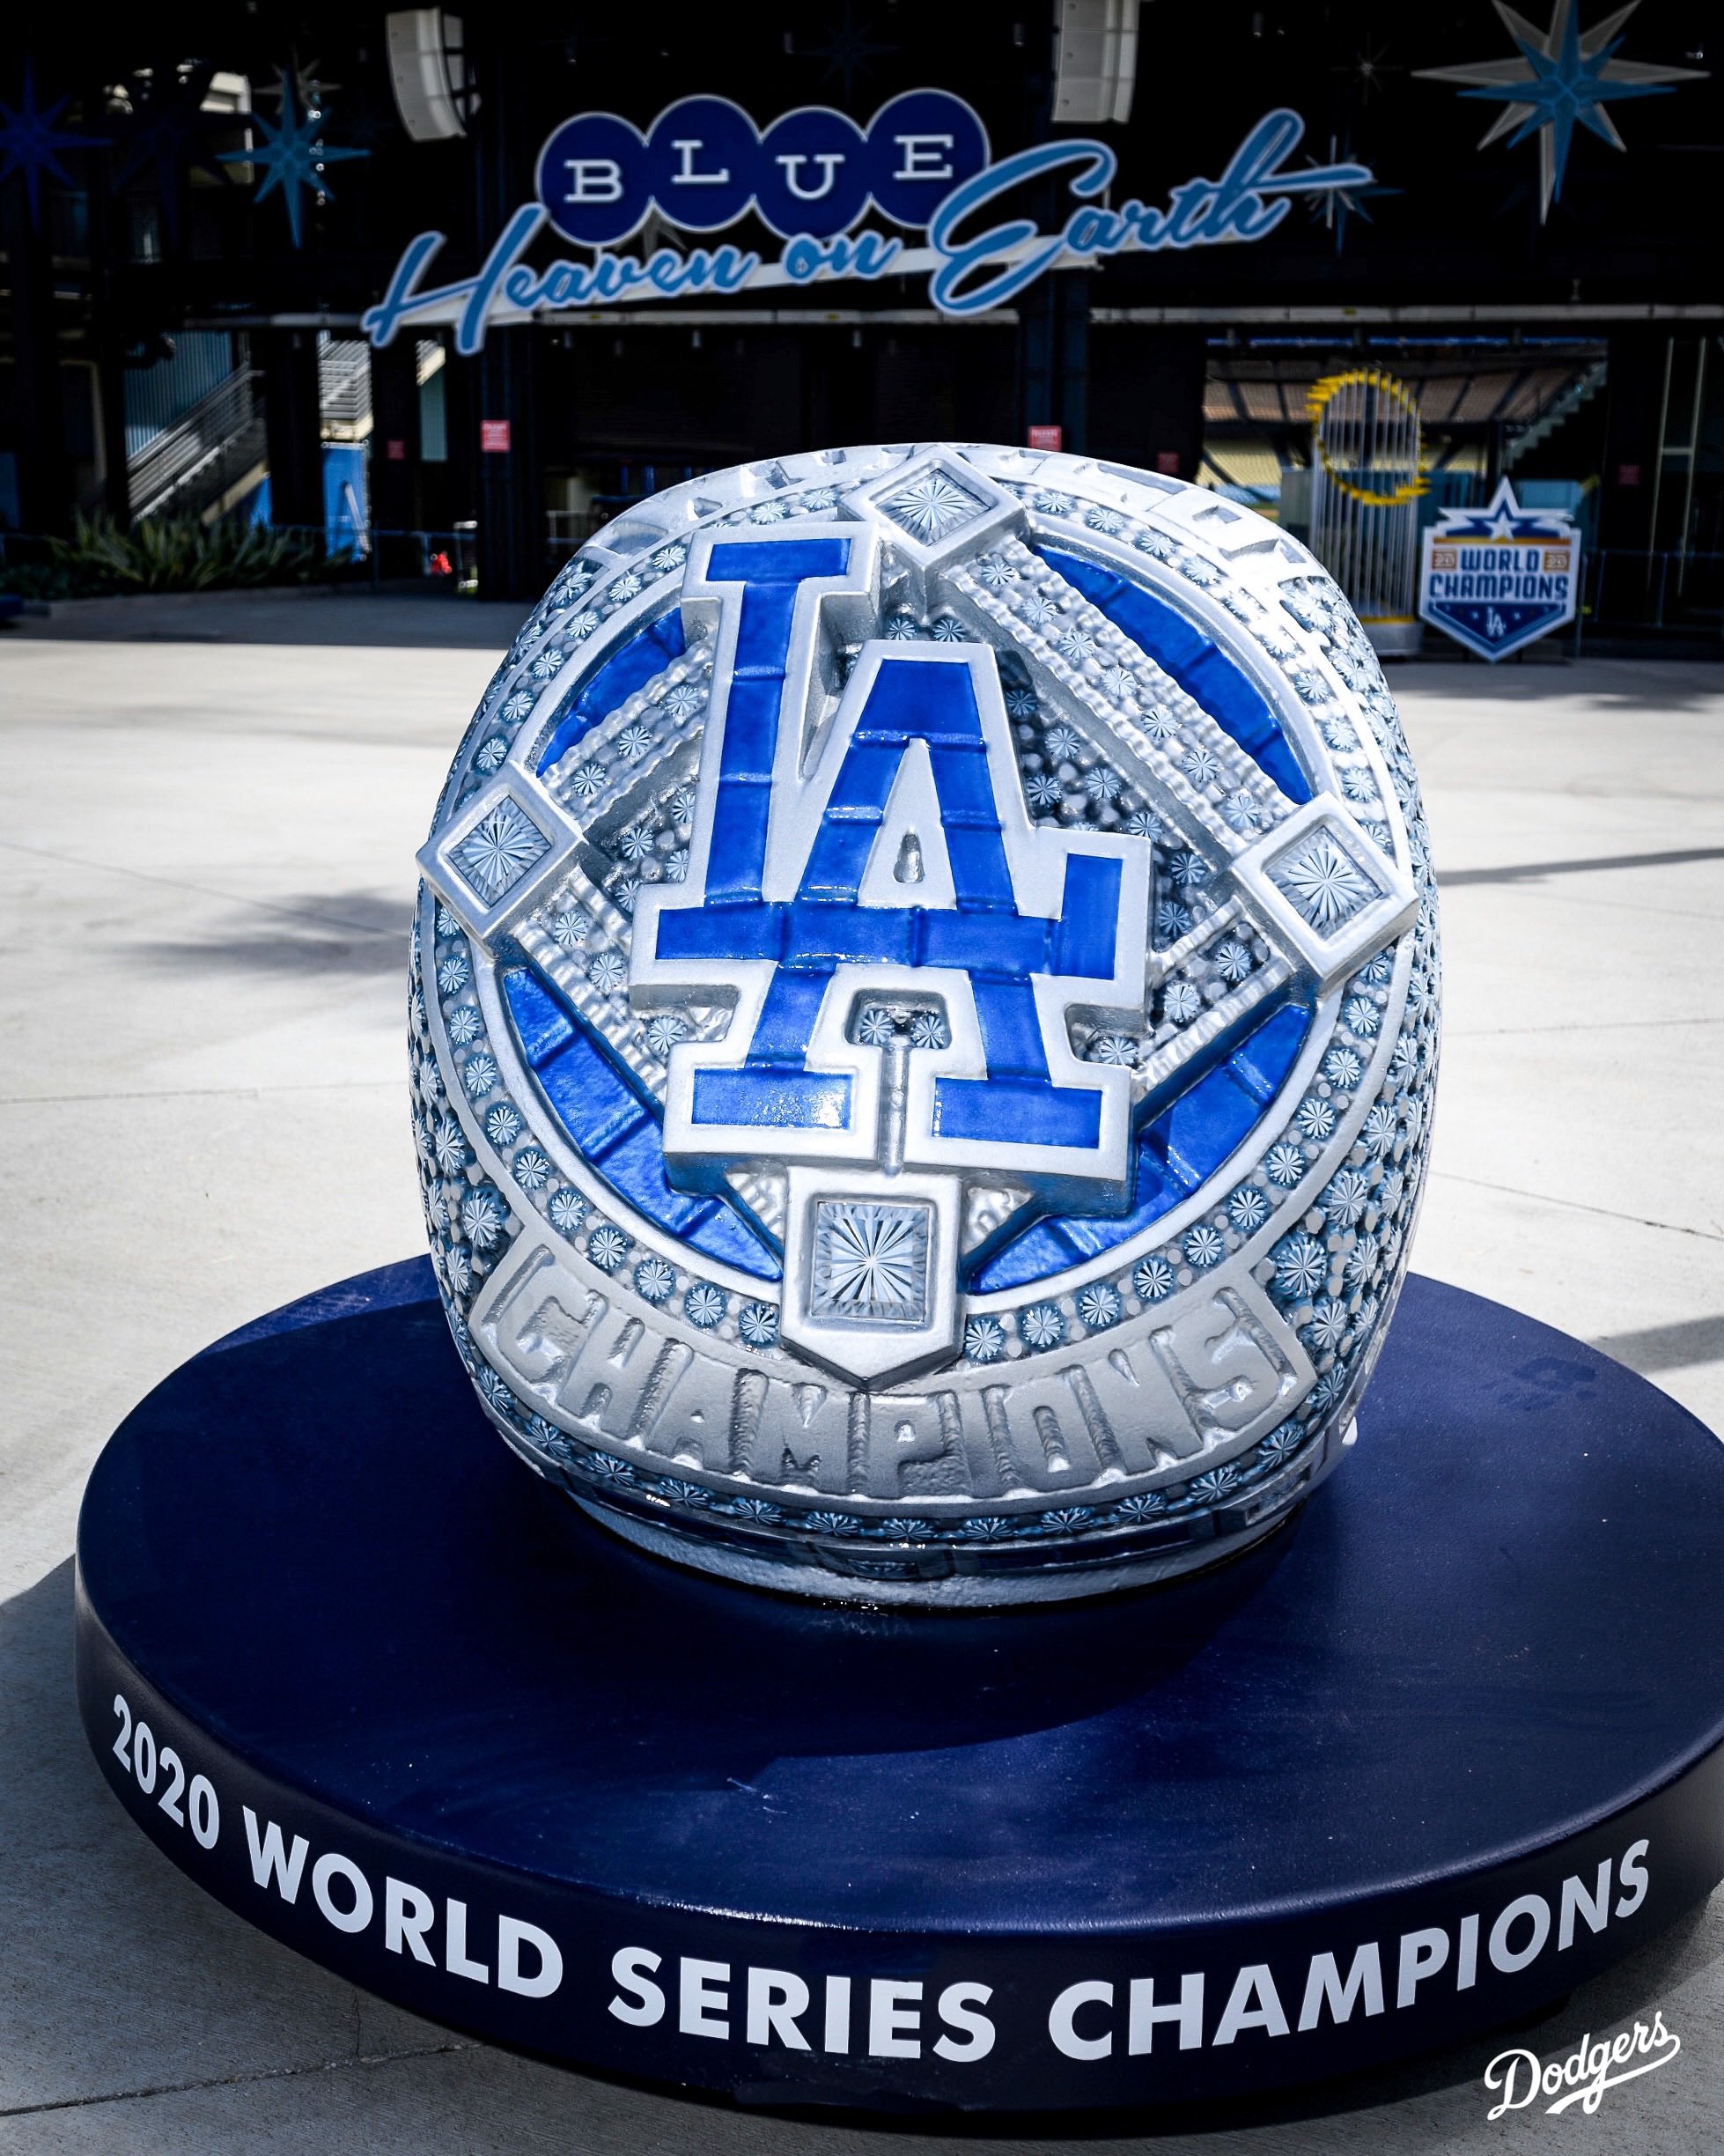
[631,524,1151,1382]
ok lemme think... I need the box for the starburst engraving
[453,799,549,902]
[810,1200,931,1325]
[1270,829,1379,930]
[878,469,987,545]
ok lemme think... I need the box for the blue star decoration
[1415,1,1707,222]
[220,72,367,247]
[0,63,104,228]
[107,60,231,241]
[1302,135,1401,254]
[796,5,898,96]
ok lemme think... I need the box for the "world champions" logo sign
[1418,480,1582,662]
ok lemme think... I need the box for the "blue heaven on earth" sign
[363,92,1374,355]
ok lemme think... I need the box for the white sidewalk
[3,592,1720,2151]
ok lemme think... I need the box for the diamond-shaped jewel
[453,799,550,902]
[877,469,987,545]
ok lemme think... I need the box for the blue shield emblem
[1418,480,1580,662]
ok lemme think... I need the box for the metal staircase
[125,338,373,525]
[127,365,267,522]
[1505,358,1606,469]
[317,338,373,442]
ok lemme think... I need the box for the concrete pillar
[1091,326,1207,481]
[1598,331,1665,555]
[460,18,549,601]
[256,329,323,531]
[369,336,421,575]
[1016,270,1092,454]
[2,169,74,535]
[476,327,549,602]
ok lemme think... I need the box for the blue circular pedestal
[76,1264,1724,2114]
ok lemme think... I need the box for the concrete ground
[2,587,1720,2151]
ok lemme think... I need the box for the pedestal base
[76,1262,1724,2113]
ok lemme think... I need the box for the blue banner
[364,97,1373,355]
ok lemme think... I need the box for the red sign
[1155,450,1181,475]
[481,419,512,454]
[1617,462,1641,488]
[1027,424,1062,452]
[385,438,407,461]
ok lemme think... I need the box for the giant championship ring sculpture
[411,445,1439,1604]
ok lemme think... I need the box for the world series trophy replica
[413,444,1433,1602]
[76,446,1724,2113]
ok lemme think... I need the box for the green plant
[0,557,75,601]
[0,513,356,598]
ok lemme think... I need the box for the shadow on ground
[1391,656,1724,713]
[8,589,523,651]
[4,1558,1719,2152]
[129,891,411,979]
[1591,1313,1724,1376]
